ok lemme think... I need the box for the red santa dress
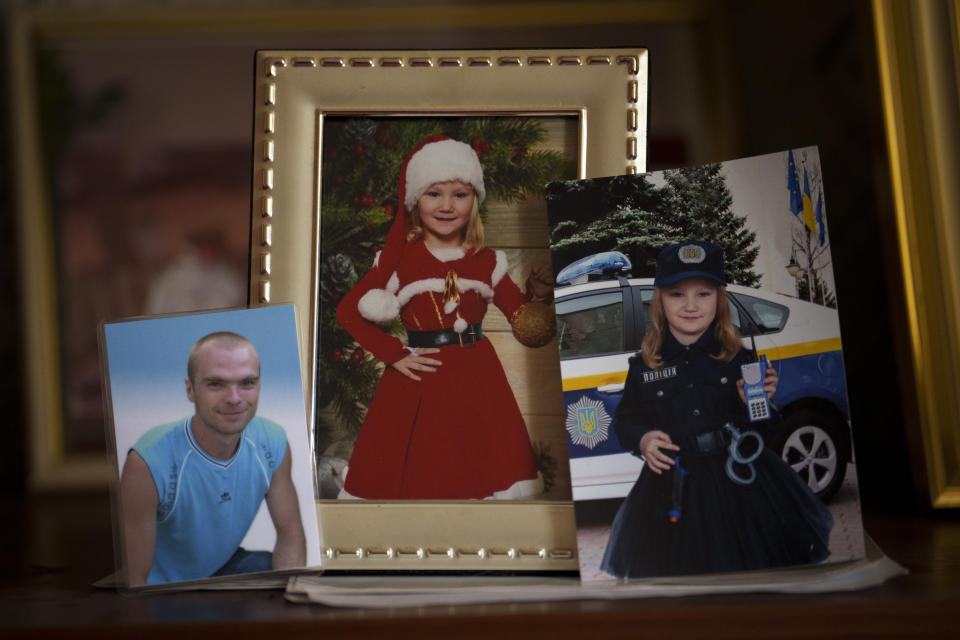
[336,240,543,499]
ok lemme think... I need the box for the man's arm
[265,442,307,570]
[120,451,159,587]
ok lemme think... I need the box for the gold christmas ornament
[510,302,556,348]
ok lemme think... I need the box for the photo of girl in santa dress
[335,135,557,500]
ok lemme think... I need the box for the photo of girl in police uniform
[546,148,864,580]
[601,240,832,578]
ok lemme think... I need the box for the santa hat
[375,135,485,279]
[403,137,486,212]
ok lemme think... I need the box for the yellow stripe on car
[757,337,843,362]
[562,371,628,392]
[561,338,843,392]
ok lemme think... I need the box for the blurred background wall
[0,0,913,510]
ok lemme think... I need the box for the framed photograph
[545,148,865,580]
[873,0,960,508]
[251,48,648,570]
[101,305,322,588]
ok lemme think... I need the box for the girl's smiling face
[417,180,475,248]
[660,277,719,345]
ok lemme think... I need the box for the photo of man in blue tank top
[119,331,307,586]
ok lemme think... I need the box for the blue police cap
[654,240,726,288]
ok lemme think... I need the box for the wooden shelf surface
[2,493,959,638]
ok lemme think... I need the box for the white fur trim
[429,246,466,262]
[396,277,494,308]
[444,299,458,314]
[459,277,494,302]
[491,250,509,286]
[357,288,400,322]
[396,278,445,308]
[453,317,468,333]
[404,139,486,211]
[486,473,544,500]
[386,271,400,294]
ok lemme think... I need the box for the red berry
[471,136,491,158]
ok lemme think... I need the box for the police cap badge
[654,240,726,288]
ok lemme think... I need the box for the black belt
[677,428,732,458]
[407,324,484,348]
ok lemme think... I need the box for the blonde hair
[640,283,741,370]
[406,189,484,252]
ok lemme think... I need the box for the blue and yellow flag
[802,167,816,232]
[787,150,802,216]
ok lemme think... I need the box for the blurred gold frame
[873,0,960,507]
[251,48,647,569]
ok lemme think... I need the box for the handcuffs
[722,421,764,486]
[669,422,764,523]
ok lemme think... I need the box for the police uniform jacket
[614,324,780,460]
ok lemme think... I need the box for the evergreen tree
[546,173,664,272]
[547,165,761,287]
[658,165,760,286]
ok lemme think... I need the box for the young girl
[601,240,834,578]
[335,135,554,500]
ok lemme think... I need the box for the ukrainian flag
[802,167,816,233]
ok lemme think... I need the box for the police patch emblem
[565,396,612,449]
[678,244,706,264]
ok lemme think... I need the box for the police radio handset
[740,355,771,422]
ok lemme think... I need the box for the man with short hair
[121,331,306,586]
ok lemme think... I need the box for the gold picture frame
[251,48,648,569]
[873,0,960,508]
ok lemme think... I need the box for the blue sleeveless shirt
[131,416,287,584]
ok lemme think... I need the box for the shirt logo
[218,491,232,505]
[642,366,678,383]
[678,244,706,264]
[566,396,611,450]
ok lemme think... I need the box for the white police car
[556,252,852,503]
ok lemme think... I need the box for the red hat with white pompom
[376,135,485,275]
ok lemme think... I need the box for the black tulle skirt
[600,447,834,579]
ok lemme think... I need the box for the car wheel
[774,409,849,503]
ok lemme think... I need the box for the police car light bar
[556,251,632,286]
